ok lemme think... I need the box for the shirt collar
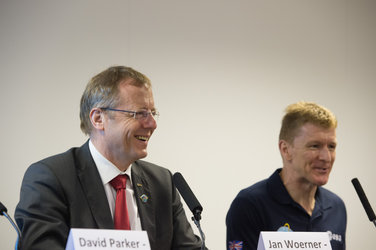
[267,168,331,210]
[88,140,133,186]
[267,168,294,205]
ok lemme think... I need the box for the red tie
[110,175,131,230]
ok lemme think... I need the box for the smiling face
[100,79,157,169]
[281,122,337,186]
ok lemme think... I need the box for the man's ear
[89,108,105,131]
[279,140,292,161]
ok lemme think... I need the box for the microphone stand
[1,210,22,250]
[172,172,206,249]
[192,210,206,250]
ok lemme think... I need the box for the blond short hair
[279,101,337,143]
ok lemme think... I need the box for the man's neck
[280,168,317,216]
[90,138,132,172]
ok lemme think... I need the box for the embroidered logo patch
[228,240,243,250]
[277,223,293,232]
[327,231,342,243]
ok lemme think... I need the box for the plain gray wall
[1,0,375,249]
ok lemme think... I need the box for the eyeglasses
[100,107,160,121]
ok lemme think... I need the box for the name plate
[257,232,332,250]
[65,228,150,250]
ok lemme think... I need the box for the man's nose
[142,114,157,129]
[319,147,332,162]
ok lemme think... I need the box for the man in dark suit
[15,66,203,250]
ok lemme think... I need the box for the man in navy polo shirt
[226,102,346,250]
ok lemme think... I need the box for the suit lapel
[131,161,156,243]
[76,142,114,229]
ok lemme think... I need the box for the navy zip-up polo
[226,169,346,250]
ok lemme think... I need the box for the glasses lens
[151,110,160,120]
[133,110,159,120]
[134,111,146,120]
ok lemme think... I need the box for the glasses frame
[100,107,160,120]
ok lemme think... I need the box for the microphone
[173,172,206,250]
[0,201,22,249]
[351,178,376,228]
[173,172,203,221]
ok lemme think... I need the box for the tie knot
[110,175,127,190]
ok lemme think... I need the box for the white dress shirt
[89,140,142,230]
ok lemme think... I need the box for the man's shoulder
[236,178,269,201]
[38,147,76,164]
[133,159,168,172]
[132,160,172,180]
[318,186,346,207]
[28,143,88,174]
[231,170,281,207]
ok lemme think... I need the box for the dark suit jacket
[15,141,203,250]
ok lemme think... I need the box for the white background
[1,1,375,249]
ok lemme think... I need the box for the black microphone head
[352,178,376,222]
[173,172,203,215]
[0,201,8,214]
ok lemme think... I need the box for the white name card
[65,228,151,250]
[257,232,332,250]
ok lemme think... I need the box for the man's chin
[136,151,148,160]
[314,177,329,186]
